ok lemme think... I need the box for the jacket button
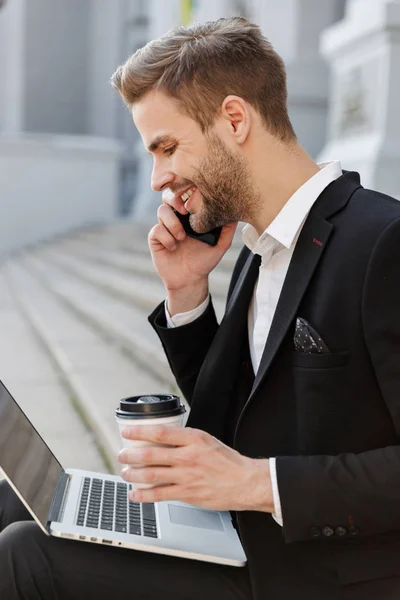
[322,526,334,537]
[349,525,360,537]
[335,526,347,537]
[310,527,321,538]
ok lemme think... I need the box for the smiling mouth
[181,186,197,206]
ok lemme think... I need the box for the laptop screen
[0,381,63,527]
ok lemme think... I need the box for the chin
[189,220,207,235]
[190,202,226,232]
[189,212,212,234]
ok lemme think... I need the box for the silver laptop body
[0,380,247,566]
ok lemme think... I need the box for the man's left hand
[117,425,274,512]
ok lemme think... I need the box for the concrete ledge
[0,134,121,255]
[0,133,121,159]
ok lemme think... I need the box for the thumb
[218,222,239,249]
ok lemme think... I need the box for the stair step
[37,246,227,322]
[23,254,178,389]
[0,270,107,473]
[5,259,176,473]
[48,238,233,300]
[63,221,244,273]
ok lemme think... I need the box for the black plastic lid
[116,394,186,419]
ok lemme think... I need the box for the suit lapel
[251,213,332,395]
[233,171,362,442]
[187,252,260,438]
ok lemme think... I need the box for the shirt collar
[242,161,342,257]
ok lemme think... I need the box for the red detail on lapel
[348,515,355,526]
[313,238,323,247]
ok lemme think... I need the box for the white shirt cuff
[269,457,283,526]
[165,295,210,328]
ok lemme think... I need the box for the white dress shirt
[165,161,343,525]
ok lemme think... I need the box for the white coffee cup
[116,394,186,490]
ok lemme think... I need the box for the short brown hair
[111,17,296,143]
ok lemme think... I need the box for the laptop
[0,380,247,566]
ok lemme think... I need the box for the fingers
[121,466,185,487]
[128,484,184,504]
[120,425,209,448]
[148,221,179,251]
[217,222,238,250]
[158,203,186,241]
[117,445,177,467]
[161,188,188,214]
[148,204,187,251]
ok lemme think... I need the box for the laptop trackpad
[168,504,224,531]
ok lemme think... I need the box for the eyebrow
[147,135,177,153]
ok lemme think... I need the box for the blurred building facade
[0,0,399,253]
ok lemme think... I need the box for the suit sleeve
[276,218,400,544]
[147,245,250,406]
[148,299,219,406]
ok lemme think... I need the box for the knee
[0,521,46,570]
[0,520,37,546]
[0,522,48,597]
[0,520,45,558]
[0,480,31,531]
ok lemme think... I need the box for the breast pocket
[292,351,350,369]
[292,350,352,454]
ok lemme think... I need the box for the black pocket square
[294,318,330,354]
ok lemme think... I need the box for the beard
[188,132,261,234]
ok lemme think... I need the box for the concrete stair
[0,269,107,475]
[2,221,243,474]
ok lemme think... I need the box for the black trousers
[0,480,252,600]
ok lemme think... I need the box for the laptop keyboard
[76,477,158,538]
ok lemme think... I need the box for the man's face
[132,90,260,233]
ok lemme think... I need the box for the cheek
[182,159,203,184]
[173,152,190,175]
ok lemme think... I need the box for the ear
[220,95,251,144]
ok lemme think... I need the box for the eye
[164,145,176,156]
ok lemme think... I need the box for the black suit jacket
[149,172,400,600]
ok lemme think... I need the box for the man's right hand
[148,189,237,316]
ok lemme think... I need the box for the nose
[151,158,174,193]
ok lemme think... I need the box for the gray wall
[24,0,90,135]
[87,0,124,139]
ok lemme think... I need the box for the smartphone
[173,210,222,246]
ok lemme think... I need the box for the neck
[248,138,320,236]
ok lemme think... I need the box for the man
[1,16,400,600]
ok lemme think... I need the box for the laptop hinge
[47,471,71,526]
